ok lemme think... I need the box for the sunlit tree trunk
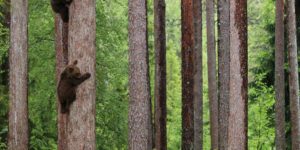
[154,0,167,149]
[217,0,230,149]
[228,0,248,149]
[128,0,152,149]
[275,0,286,149]
[193,0,203,149]
[55,11,69,150]
[287,0,300,149]
[8,0,28,149]
[181,0,194,149]
[206,0,218,149]
[67,0,96,149]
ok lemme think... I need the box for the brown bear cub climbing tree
[51,0,73,22]
[58,60,91,113]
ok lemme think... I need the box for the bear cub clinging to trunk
[58,60,91,113]
[51,0,73,22]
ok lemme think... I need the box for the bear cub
[58,60,91,113]
[51,0,73,22]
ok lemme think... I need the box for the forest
[0,0,300,149]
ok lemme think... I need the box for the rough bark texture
[181,0,194,149]
[128,0,152,149]
[217,0,230,149]
[287,0,300,149]
[55,14,69,150]
[8,0,28,149]
[275,0,286,149]
[67,0,96,149]
[206,0,218,149]
[228,0,248,149]
[154,0,167,149]
[193,0,203,149]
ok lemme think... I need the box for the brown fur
[57,60,91,113]
[51,0,73,22]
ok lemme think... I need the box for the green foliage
[0,0,296,149]
[248,74,275,149]
[0,0,9,148]
[27,0,57,148]
[164,0,182,149]
[95,0,128,149]
[248,0,276,86]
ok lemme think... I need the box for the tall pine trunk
[67,0,97,149]
[8,0,28,149]
[287,0,300,149]
[228,0,248,149]
[275,0,286,149]
[55,12,69,150]
[193,0,203,149]
[154,0,167,149]
[181,0,194,149]
[217,0,230,149]
[128,0,152,149]
[206,0,218,148]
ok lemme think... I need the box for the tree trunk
[128,0,152,149]
[193,0,203,149]
[181,0,194,149]
[217,0,230,149]
[206,0,218,149]
[55,13,69,150]
[67,0,96,149]
[275,0,286,149]
[287,0,300,149]
[228,0,248,149]
[8,0,28,149]
[154,0,167,149]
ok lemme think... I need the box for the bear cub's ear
[72,60,78,65]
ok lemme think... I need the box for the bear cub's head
[61,60,91,83]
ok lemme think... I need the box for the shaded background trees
[181,0,194,148]
[206,0,217,148]
[274,0,285,149]
[154,0,167,149]
[0,0,299,149]
[193,0,203,149]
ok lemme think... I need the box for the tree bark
[154,0,167,149]
[8,0,28,149]
[206,0,218,149]
[128,0,152,149]
[181,0,194,149]
[193,0,203,149]
[217,0,230,149]
[228,0,248,149]
[55,13,69,150]
[275,0,286,149]
[287,0,300,149]
[66,0,96,149]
